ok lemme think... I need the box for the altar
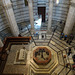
[14,49,27,65]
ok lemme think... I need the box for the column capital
[27,0,33,3]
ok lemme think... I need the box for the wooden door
[38,7,46,22]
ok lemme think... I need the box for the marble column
[47,0,53,32]
[63,0,75,35]
[27,0,34,32]
[1,0,19,36]
[0,39,3,47]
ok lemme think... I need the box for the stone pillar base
[31,28,34,34]
[47,28,52,34]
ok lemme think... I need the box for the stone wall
[52,0,71,26]
[33,0,49,21]
[0,0,72,40]
[11,0,49,23]
[33,0,71,27]
[0,6,9,32]
[0,6,12,40]
[11,0,30,23]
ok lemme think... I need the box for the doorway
[38,7,46,22]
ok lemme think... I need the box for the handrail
[26,25,37,46]
[47,25,58,46]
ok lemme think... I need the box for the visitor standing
[64,35,67,40]
[60,33,64,40]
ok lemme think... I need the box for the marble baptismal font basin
[30,46,58,74]
[33,47,51,65]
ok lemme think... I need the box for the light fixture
[56,0,59,4]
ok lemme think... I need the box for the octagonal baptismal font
[33,47,51,65]
[29,46,58,75]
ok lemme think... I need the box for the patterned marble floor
[2,22,75,75]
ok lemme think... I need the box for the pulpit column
[27,0,34,32]
[47,0,53,32]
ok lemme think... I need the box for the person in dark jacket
[68,48,72,56]
[60,33,64,40]
[72,55,75,63]
[69,40,72,45]
[69,47,71,52]
[64,35,67,40]
[70,34,74,40]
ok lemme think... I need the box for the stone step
[56,26,61,29]
[51,39,64,51]
[63,50,67,55]
[30,54,55,69]
[52,37,67,49]
[53,35,72,48]
[59,68,70,75]
[30,61,57,74]
[36,43,48,46]
[21,31,29,36]
[72,40,75,42]
[55,30,61,35]
[46,35,52,38]
[35,40,49,42]
[71,42,75,45]
[47,46,57,54]
[57,27,62,31]
[33,37,38,40]
[58,52,64,65]
[70,43,75,47]
[54,32,60,37]
[50,40,63,51]
[46,35,52,37]
[32,35,39,37]
[49,42,60,52]
[67,70,75,75]
[51,65,64,75]
[23,33,30,37]
[32,35,51,40]
[30,62,56,73]
[32,35,38,39]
